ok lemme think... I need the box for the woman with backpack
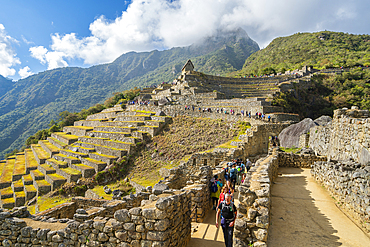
[210,176,222,210]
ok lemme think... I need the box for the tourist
[217,186,228,207]
[210,176,222,210]
[229,164,237,188]
[226,180,234,199]
[268,115,271,122]
[216,193,237,247]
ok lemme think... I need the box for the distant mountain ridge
[0,28,259,159]
[0,75,13,98]
[232,31,370,76]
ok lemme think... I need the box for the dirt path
[268,167,370,247]
[187,192,239,247]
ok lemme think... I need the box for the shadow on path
[268,167,370,247]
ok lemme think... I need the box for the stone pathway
[187,192,240,247]
[268,167,370,247]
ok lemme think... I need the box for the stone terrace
[0,105,171,209]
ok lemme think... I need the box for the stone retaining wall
[311,161,370,232]
[235,149,279,247]
[278,152,326,168]
[309,108,370,165]
[0,190,191,247]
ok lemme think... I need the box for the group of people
[128,100,153,105]
[211,158,253,247]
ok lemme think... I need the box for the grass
[22,174,33,183]
[25,149,39,169]
[24,185,37,192]
[0,159,15,183]
[40,140,60,152]
[280,147,302,153]
[48,173,67,181]
[83,157,105,165]
[216,140,238,149]
[31,144,50,159]
[48,137,68,147]
[60,167,81,176]
[90,180,134,200]
[37,194,72,212]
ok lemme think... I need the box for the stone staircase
[0,105,170,209]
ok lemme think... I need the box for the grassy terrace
[73,163,94,170]
[32,144,51,160]
[48,137,68,148]
[1,187,13,196]
[48,173,66,180]
[40,140,60,153]
[68,126,94,130]
[0,162,6,178]
[60,167,81,176]
[14,191,25,197]
[47,158,67,167]
[36,179,50,187]
[24,185,37,192]
[91,152,116,159]
[53,132,79,140]
[40,164,56,173]
[25,149,39,169]
[54,153,79,161]
[13,154,26,176]
[0,159,15,183]
[83,157,105,165]
[13,179,23,188]
[22,174,33,183]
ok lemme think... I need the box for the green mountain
[233,31,370,76]
[0,75,13,98]
[0,28,259,159]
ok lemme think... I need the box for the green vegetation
[280,147,301,153]
[272,68,370,119]
[233,31,370,76]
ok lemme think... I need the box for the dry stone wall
[309,108,370,165]
[311,161,370,232]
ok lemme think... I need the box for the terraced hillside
[0,105,170,209]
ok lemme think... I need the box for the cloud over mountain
[0,24,20,77]
[30,0,368,70]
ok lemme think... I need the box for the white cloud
[30,0,369,69]
[30,45,68,70]
[0,24,20,77]
[18,66,34,79]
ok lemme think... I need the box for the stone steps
[81,158,107,172]
[51,132,79,145]
[22,175,33,186]
[11,180,24,192]
[46,158,68,169]
[53,153,81,165]
[31,144,50,165]
[57,168,82,183]
[14,191,26,207]
[114,115,152,122]
[88,131,138,144]
[75,141,130,158]
[25,149,38,174]
[67,144,95,154]
[102,105,124,113]
[30,169,45,181]
[86,111,119,120]
[39,140,60,156]
[24,185,37,201]
[60,149,89,159]
[0,187,13,199]
[45,173,67,191]
[94,126,136,133]
[47,137,68,149]
[104,121,145,127]
[1,197,15,209]
[38,163,56,175]
[63,126,94,136]
[34,179,51,195]
[70,163,95,178]
[88,152,118,165]
[74,119,108,127]
[137,126,158,137]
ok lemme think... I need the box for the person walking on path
[216,193,237,247]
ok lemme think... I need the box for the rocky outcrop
[279,116,332,148]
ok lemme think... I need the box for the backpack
[211,182,218,193]
[220,201,235,220]
[229,168,237,178]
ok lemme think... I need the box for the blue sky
[1,0,369,80]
